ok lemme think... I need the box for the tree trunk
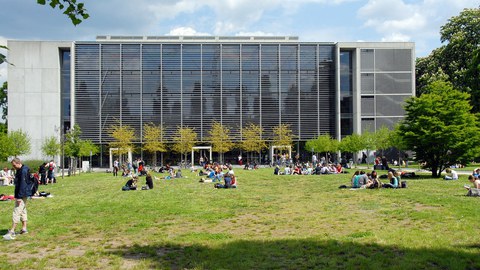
[153,151,157,167]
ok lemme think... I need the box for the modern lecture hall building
[7,36,414,166]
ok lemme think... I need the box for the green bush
[0,159,46,171]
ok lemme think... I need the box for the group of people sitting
[198,163,237,189]
[346,170,405,189]
[274,163,345,176]
[122,172,155,191]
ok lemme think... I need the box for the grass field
[0,168,479,269]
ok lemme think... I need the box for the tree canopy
[416,7,480,109]
[207,122,234,163]
[272,124,294,149]
[108,123,136,157]
[305,134,338,154]
[171,126,197,159]
[9,129,31,157]
[37,0,89,25]
[41,136,60,160]
[398,80,480,177]
[241,123,267,155]
[143,123,167,166]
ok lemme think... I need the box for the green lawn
[0,168,478,269]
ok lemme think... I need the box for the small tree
[64,124,82,175]
[207,122,235,163]
[171,126,197,163]
[8,129,31,157]
[78,140,99,171]
[360,130,377,168]
[143,123,167,166]
[272,124,294,158]
[305,134,339,163]
[374,126,393,155]
[108,123,136,162]
[339,133,364,168]
[41,136,60,160]
[241,123,267,162]
[0,132,13,161]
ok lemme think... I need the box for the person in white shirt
[228,165,235,176]
[444,168,458,180]
[0,167,14,185]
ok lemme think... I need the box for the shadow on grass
[106,238,479,269]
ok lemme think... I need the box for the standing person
[3,158,30,240]
[381,156,389,170]
[113,159,119,177]
[312,154,317,166]
[132,158,138,174]
[46,160,56,184]
[38,162,47,185]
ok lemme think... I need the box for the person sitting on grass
[382,171,398,188]
[214,173,237,189]
[274,165,280,175]
[124,177,138,190]
[351,171,361,188]
[444,168,458,180]
[365,170,381,189]
[0,194,15,201]
[145,172,154,189]
[464,175,480,196]
[175,169,183,179]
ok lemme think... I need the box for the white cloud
[166,27,211,36]
[147,0,352,35]
[357,0,479,55]
[235,31,276,36]
[381,33,411,42]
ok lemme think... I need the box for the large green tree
[416,7,480,108]
[398,81,480,177]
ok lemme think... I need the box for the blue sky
[0,0,478,83]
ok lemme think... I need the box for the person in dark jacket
[3,158,30,240]
[39,163,47,185]
[145,172,154,189]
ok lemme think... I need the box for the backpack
[26,173,39,197]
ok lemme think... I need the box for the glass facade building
[74,38,338,145]
[6,37,414,164]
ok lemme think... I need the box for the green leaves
[398,80,480,177]
[37,0,89,26]
[305,135,338,154]
[416,7,480,108]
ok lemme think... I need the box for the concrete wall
[7,40,72,161]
